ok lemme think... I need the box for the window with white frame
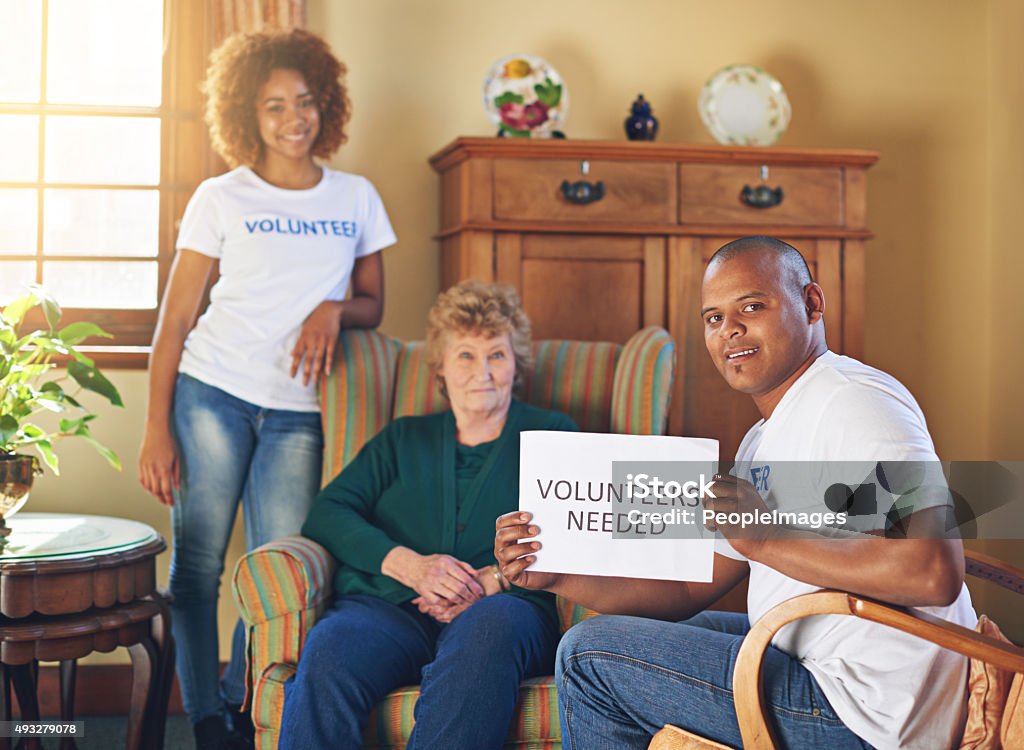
[0,0,209,357]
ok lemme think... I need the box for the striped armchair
[232,326,676,750]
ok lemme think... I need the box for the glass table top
[0,513,159,561]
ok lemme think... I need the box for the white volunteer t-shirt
[175,166,396,411]
[717,351,976,750]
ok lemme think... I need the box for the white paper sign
[519,431,719,582]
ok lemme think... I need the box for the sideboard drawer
[679,163,843,226]
[493,158,676,223]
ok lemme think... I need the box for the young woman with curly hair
[138,28,395,750]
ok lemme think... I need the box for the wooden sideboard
[429,137,878,458]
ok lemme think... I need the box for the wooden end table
[0,513,173,750]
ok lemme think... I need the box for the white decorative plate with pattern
[482,54,568,138]
[698,64,791,146]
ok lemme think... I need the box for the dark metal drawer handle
[560,180,605,205]
[740,184,784,209]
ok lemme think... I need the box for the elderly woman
[280,281,576,749]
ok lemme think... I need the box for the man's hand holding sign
[700,473,770,557]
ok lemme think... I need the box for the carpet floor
[24,714,194,749]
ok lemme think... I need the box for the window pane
[0,116,40,182]
[0,190,38,254]
[44,189,158,257]
[45,117,160,185]
[46,0,163,106]
[0,0,42,103]
[0,262,37,304]
[43,260,157,308]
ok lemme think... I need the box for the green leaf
[67,361,124,406]
[11,363,52,379]
[1,293,37,328]
[59,417,85,433]
[34,397,63,413]
[59,322,112,346]
[498,122,531,138]
[36,440,59,475]
[58,414,96,432]
[66,348,96,368]
[24,334,68,355]
[39,383,68,406]
[20,424,44,438]
[30,285,62,331]
[494,91,524,106]
[0,415,17,446]
[534,78,562,108]
[80,433,121,471]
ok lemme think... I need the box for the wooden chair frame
[650,549,1024,750]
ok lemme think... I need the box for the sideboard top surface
[429,137,880,172]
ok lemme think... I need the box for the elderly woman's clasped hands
[385,548,505,622]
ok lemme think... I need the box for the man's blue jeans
[557,611,874,750]
[280,593,559,749]
[170,373,323,723]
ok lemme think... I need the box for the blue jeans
[556,611,874,750]
[169,373,323,723]
[280,593,559,750]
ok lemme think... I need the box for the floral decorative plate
[482,54,568,138]
[698,64,791,146]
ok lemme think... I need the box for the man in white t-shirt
[495,236,975,749]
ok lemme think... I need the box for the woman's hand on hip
[138,426,179,506]
[494,512,563,591]
[291,300,345,386]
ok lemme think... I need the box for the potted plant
[0,286,123,539]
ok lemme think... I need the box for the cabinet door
[669,236,852,459]
[495,233,667,344]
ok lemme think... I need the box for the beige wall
[30,0,1024,658]
[969,0,1024,634]
[310,0,997,457]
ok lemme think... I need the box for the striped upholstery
[610,327,676,435]
[234,536,335,624]
[257,667,561,750]
[319,330,401,485]
[231,535,336,724]
[252,663,294,747]
[362,676,562,749]
[556,596,601,633]
[392,341,449,418]
[526,340,621,433]
[233,326,676,750]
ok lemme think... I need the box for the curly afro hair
[203,28,350,168]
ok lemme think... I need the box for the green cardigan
[302,399,577,620]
